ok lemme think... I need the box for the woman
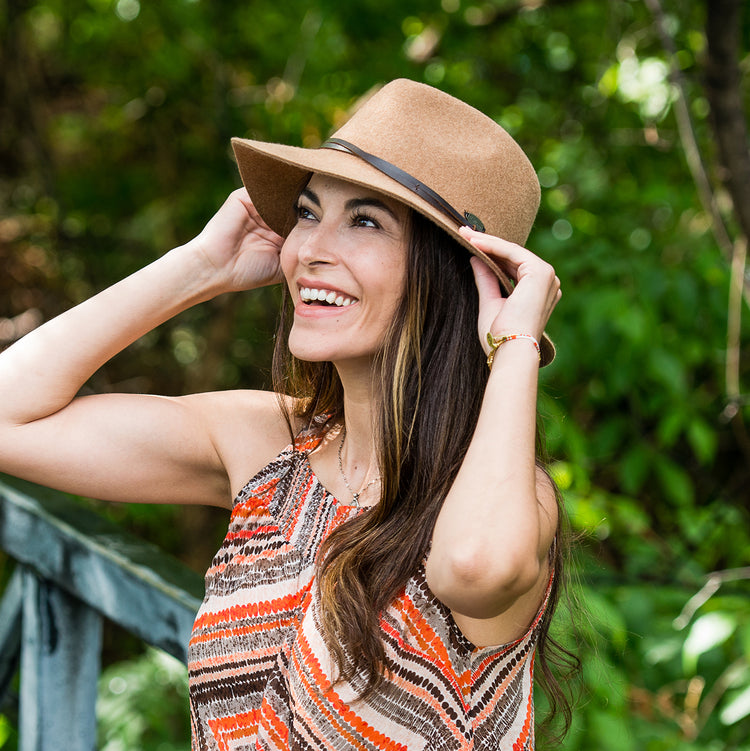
[0,79,571,749]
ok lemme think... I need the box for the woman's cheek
[278,241,297,282]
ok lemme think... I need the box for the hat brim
[231,137,555,366]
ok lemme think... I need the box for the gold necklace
[337,428,380,507]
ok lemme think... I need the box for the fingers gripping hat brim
[231,79,555,366]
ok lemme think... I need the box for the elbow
[426,546,542,620]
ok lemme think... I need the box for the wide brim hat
[232,78,555,366]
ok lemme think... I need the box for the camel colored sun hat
[231,78,555,366]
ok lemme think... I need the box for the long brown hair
[272,210,578,735]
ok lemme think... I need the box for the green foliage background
[1,0,749,748]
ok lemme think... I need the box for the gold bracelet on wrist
[486,332,541,370]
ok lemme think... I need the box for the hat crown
[330,79,540,245]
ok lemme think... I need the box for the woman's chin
[288,349,324,363]
[287,340,376,370]
[287,339,335,363]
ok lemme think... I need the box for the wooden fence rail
[0,475,204,751]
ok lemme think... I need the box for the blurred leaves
[683,612,737,675]
[96,648,189,751]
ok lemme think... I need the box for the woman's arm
[425,227,561,625]
[0,189,286,507]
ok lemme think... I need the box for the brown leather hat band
[320,138,485,232]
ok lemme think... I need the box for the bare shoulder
[179,389,297,497]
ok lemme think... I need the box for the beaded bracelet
[486,332,541,370]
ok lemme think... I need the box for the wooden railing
[0,475,204,751]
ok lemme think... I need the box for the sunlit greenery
[97,649,189,751]
[1,0,748,748]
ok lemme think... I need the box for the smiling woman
[0,79,574,749]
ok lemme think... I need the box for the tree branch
[673,566,750,629]
[705,0,750,243]
[725,236,748,421]
[643,0,750,303]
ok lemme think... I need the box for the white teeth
[299,286,356,307]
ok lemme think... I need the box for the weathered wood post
[0,475,205,750]
[19,572,102,751]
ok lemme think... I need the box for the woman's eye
[352,213,379,229]
[295,205,316,221]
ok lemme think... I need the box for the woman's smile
[297,283,358,309]
[293,289,359,319]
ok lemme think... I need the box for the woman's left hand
[459,226,561,353]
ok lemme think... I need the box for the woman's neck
[335,361,380,499]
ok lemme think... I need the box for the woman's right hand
[188,188,285,293]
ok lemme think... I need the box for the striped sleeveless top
[188,423,552,750]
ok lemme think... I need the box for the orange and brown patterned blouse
[188,422,552,750]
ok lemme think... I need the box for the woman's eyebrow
[345,198,398,221]
[299,187,320,206]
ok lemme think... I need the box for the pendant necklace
[337,428,380,507]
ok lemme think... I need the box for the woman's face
[280,174,409,367]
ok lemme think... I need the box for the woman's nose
[297,224,339,266]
